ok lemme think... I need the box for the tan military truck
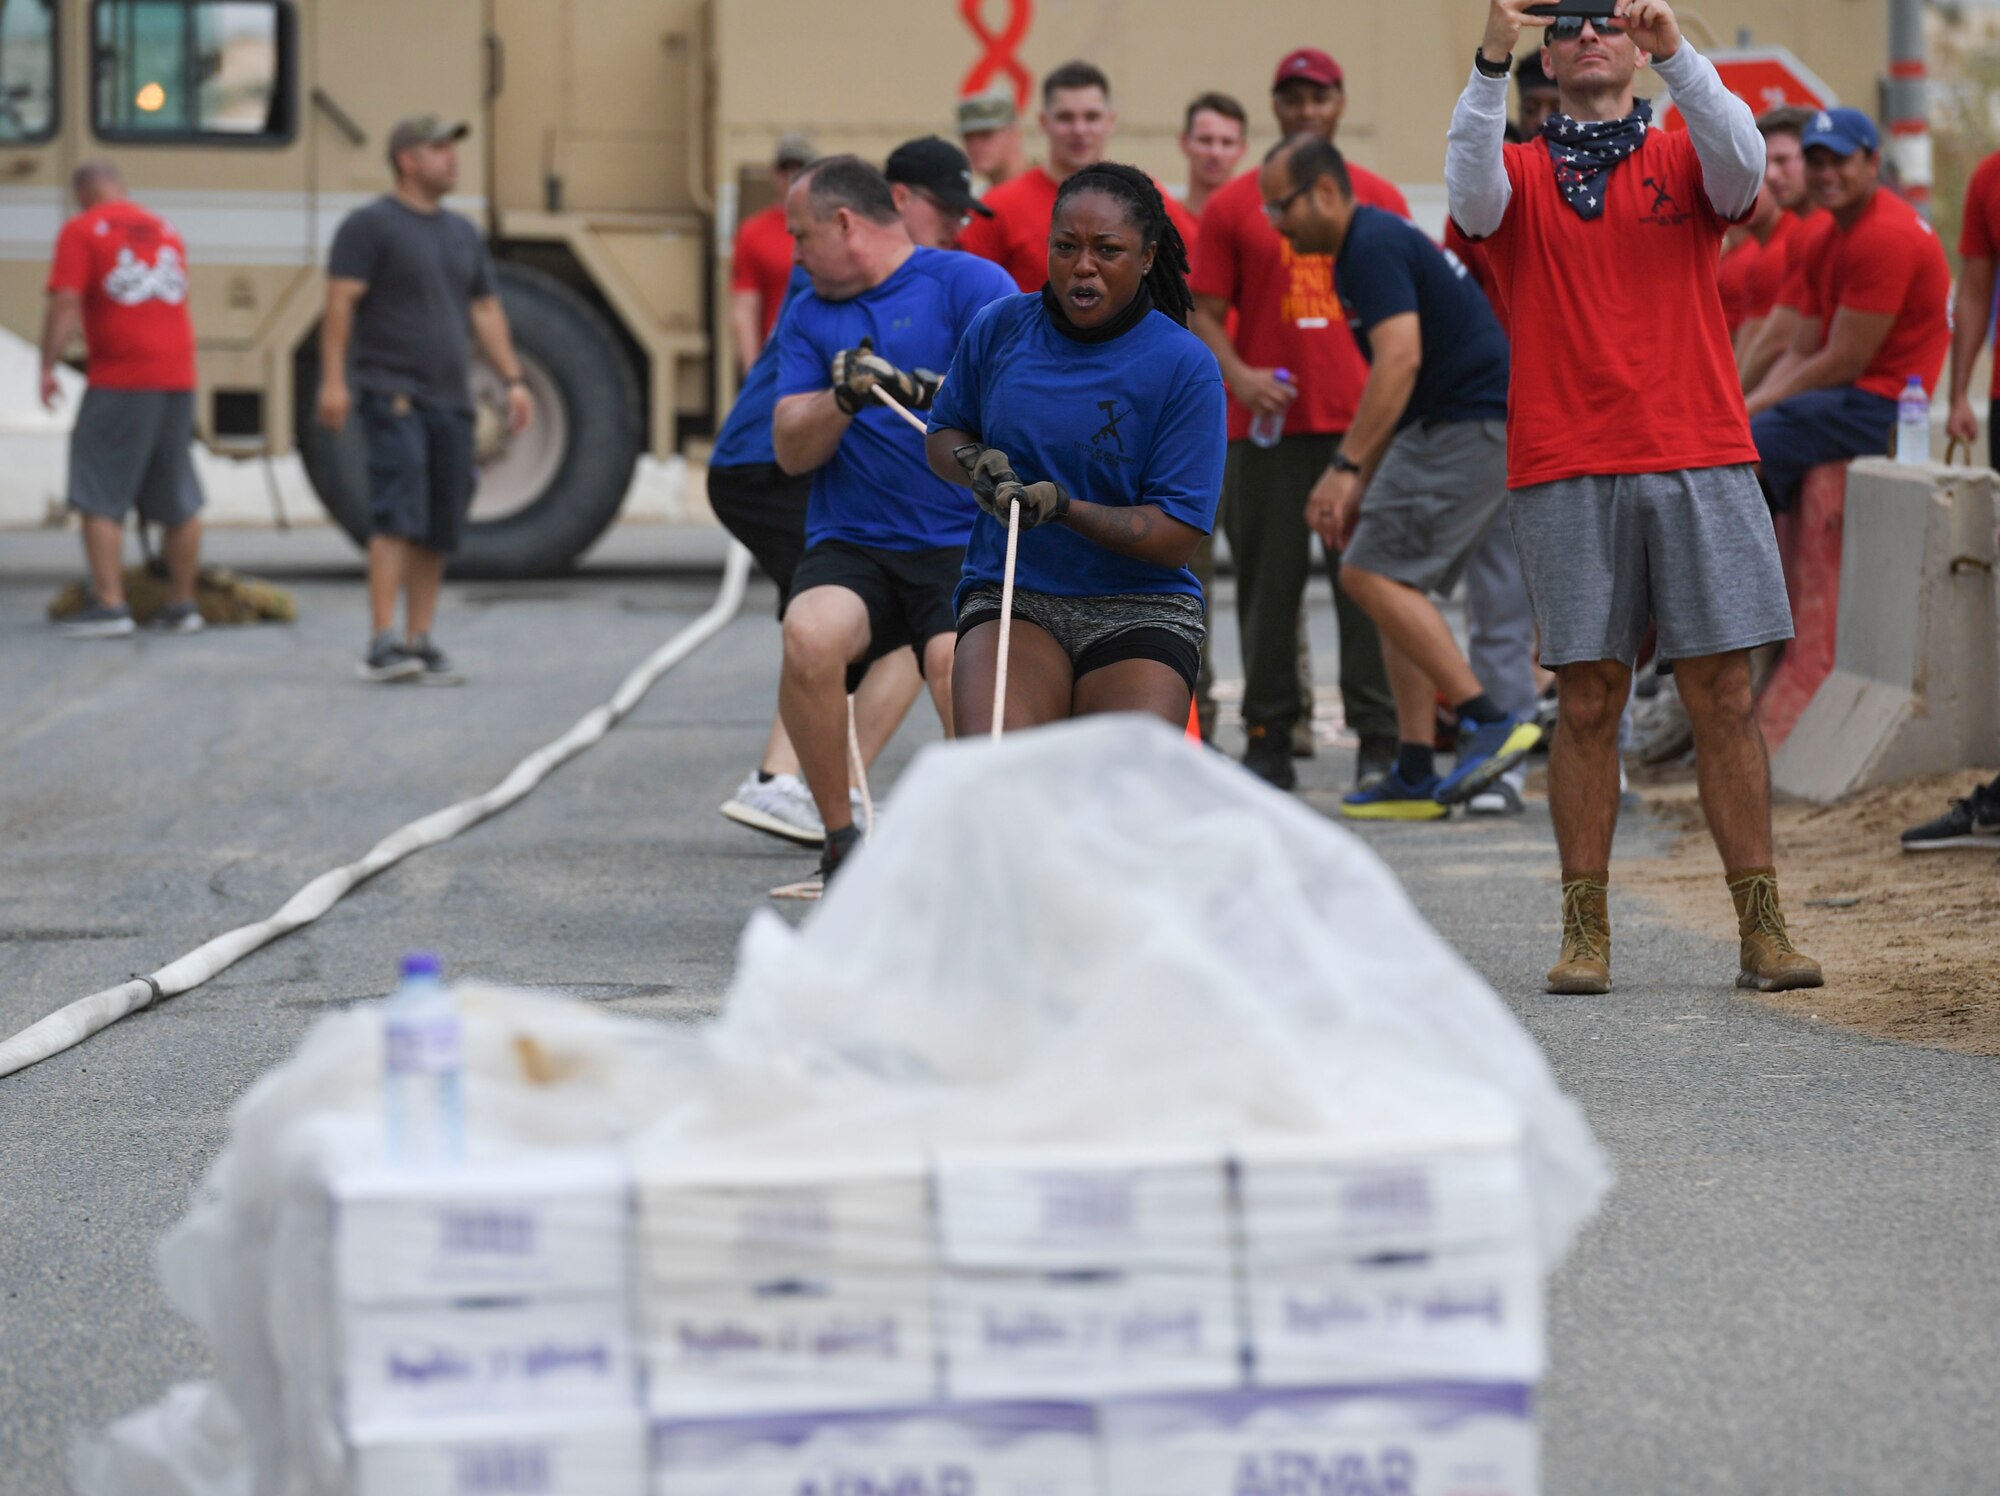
[0,0,1887,575]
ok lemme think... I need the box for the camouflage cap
[387,115,470,169]
[956,86,1017,135]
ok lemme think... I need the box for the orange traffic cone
[1186,698,1203,743]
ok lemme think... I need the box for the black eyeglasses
[1550,15,1625,40]
[1262,183,1313,223]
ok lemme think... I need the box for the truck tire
[297,261,644,579]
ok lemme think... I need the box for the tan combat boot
[1547,872,1612,995]
[1729,867,1825,992]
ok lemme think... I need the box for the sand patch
[1616,766,2000,1055]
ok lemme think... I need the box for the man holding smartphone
[1448,0,1821,998]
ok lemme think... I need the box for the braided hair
[1052,162,1195,327]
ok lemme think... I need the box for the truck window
[0,0,57,143]
[93,0,294,143]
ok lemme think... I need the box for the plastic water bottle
[1896,376,1931,465]
[1248,368,1293,449]
[382,953,464,1167]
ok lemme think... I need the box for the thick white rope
[870,385,1018,740]
[990,501,1021,742]
[0,542,754,1080]
[846,696,873,838]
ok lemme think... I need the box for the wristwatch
[1329,451,1363,476]
[1474,48,1513,79]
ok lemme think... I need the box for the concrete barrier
[1772,458,2000,805]
[1759,462,1847,751]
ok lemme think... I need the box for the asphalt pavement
[1,524,1995,1494]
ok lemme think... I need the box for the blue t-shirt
[777,247,1017,552]
[710,267,809,470]
[928,293,1226,606]
[1334,206,1510,428]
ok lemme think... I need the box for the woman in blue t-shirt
[926,162,1227,735]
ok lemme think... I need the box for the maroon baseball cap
[1273,48,1344,90]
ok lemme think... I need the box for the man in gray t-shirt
[318,115,534,685]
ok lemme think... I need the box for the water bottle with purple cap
[382,952,464,1166]
[1248,368,1293,449]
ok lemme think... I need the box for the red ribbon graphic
[959,0,1034,112]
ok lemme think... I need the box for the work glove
[994,476,1071,531]
[831,338,940,415]
[955,443,1019,523]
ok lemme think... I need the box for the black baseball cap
[884,136,994,219]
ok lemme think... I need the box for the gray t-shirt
[327,196,497,410]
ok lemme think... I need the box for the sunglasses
[1550,15,1626,40]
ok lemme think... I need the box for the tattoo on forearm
[1068,502,1158,552]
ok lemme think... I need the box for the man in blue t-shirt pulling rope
[1263,134,1543,821]
[771,156,1017,885]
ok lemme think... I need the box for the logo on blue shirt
[1093,399,1127,453]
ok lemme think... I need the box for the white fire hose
[0,542,753,1080]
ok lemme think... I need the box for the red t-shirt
[731,202,795,342]
[47,200,196,391]
[1776,212,1836,314]
[1794,187,1950,402]
[1741,209,1803,323]
[1189,163,1412,441]
[958,165,1201,294]
[1717,233,1757,334]
[1959,150,2000,395]
[1463,130,1759,489]
[1444,219,1507,335]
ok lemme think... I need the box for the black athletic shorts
[789,539,962,691]
[360,391,477,554]
[707,461,813,617]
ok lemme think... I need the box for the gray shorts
[1509,464,1795,669]
[1342,419,1509,596]
[68,388,204,527]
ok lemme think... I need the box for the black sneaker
[358,632,423,683]
[818,824,862,884]
[1242,723,1297,790]
[151,600,205,635]
[1901,781,2000,851]
[58,600,134,639]
[407,634,467,686]
[1355,736,1397,793]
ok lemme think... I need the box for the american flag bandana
[1541,99,1654,220]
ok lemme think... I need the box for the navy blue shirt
[1334,206,1510,428]
[777,247,1017,551]
[710,267,809,470]
[928,294,1226,606]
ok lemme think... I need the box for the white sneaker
[1467,764,1527,816]
[721,771,825,845]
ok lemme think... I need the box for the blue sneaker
[1341,770,1450,822]
[1437,715,1544,805]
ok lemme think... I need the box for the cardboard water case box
[1236,1136,1544,1384]
[934,1144,1241,1399]
[652,1400,1102,1496]
[342,1291,641,1426]
[331,1150,632,1304]
[1100,1382,1537,1496]
[349,1409,648,1496]
[636,1152,939,1415]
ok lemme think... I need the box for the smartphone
[1526,0,1619,15]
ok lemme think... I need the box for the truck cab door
[80,0,312,451]
[0,0,64,338]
